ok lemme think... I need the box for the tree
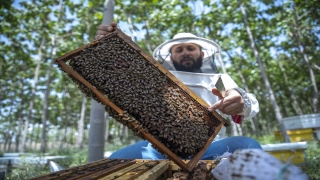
[88,0,115,162]
[77,96,87,149]
[237,0,290,142]
[291,1,318,113]
[1,0,319,154]
[21,37,45,152]
[40,0,64,153]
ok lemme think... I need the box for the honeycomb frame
[56,27,230,172]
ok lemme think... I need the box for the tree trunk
[208,31,227,74]
[105,112,110,142]
[278,60,303,115]
[69,127,74,145]
[40,43,54,153]
[119,123,124,140]
[292,1,318,113]
[88,100,106,161]
[143,16,154,52]
[124,126,128,139]
[126,15,138,42]
[117,121,121,138]
[8,132,13,151]
[53,126,59,149]
[40,0,63,154]
[35,123,41,150]
[265,105,272,134]
[88,0,115,162]
[279,95,291,120]
[15,78,25,152]
[237,0,290,142]
[60,99,70,150]
[4,135,8,151]
[77,96,87,150]
[20,37,45,152]
[59,127,67,150]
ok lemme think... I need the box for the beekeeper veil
[152,33,221,73]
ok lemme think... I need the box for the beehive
[262,142,308,165]
[29,159,218,180]
[56,26,229,172]
[273,129,314,142]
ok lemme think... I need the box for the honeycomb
[57,31,226,159]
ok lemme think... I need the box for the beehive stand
[56,27,230,172]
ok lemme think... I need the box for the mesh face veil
[152,33,222,73]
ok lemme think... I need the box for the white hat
[152,33,222,62]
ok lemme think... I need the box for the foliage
[5,156,49,180]
[254,134,277,144]
[301,140,320,180]
[0,0,319,162]
[4,149,87,179]
[48,148,88,168]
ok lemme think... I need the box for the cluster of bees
[168,161,212,180]
[66,34,218,158]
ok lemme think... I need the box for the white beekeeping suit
[153,34,259,139]
[169,71,259,139]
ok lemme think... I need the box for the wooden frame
[30,159,219,180]
[56,27,229,172]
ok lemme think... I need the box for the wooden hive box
[262,142,308,165]
[273,129,314,142]
[56,26,229,172]
[29,159,219,180]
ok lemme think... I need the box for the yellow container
[273,128,314,142]
[287,128,314,142]
[262,142,308,165]
[268,150,306,165]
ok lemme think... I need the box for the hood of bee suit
[152,33,221,73]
